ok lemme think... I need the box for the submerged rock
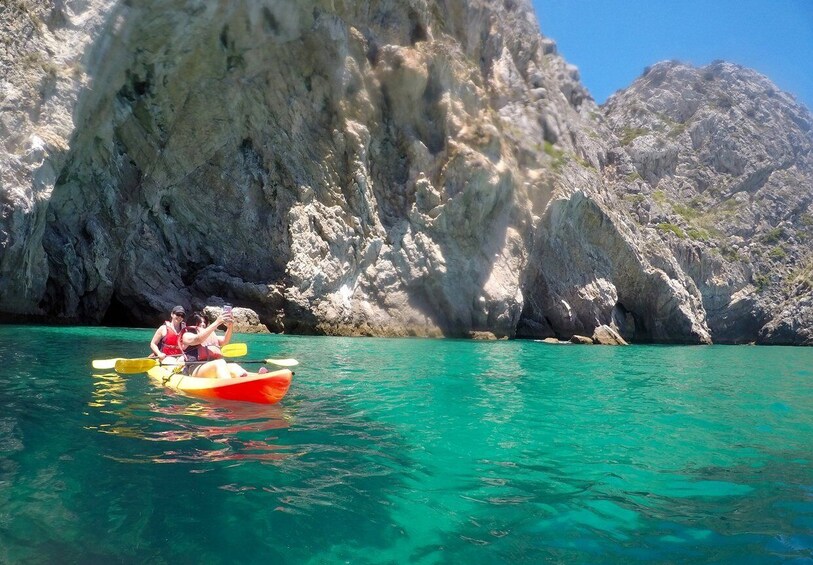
[536,337,569,345]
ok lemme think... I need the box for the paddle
[114,356,299,374]
[114,358,165,374]
[164,357,299,369]
[230,358,299,367]
[92,343,249,370]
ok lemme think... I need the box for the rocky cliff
[604,61,813,344]
[1,0,810,344]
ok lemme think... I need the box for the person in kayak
[181,311,248,379]
[149,305,188,364]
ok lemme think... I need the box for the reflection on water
[87,378,295,464]
[89,373,127,407]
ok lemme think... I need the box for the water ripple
[3,329,813,564]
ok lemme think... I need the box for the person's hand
[158,352,167,361]
[164,355,183,367]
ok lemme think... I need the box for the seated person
[149,305,187,365]
[182,312,247,379]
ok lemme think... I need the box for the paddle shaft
[184,358,297,367]
[95,343,248,370]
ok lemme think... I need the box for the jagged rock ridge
[603,61,813,344]
[0,1,810,344]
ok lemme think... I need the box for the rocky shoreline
[1,1,811,344]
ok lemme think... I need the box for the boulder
[570,335,594,345]
[203,305,269,334]
[592,325,628,345]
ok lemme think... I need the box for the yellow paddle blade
[221,343,247,357]
[97,343,245,373]
[265,358,299,367]
[91,358,121,370]
[114,358,159,374]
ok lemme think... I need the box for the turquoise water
[1,326,812,564]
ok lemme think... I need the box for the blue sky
[531,0,813,111]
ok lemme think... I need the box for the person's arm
[217,318,234,346]
[183,315,226,347]
[150,326,167,360]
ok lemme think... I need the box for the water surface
[1,326,812,563]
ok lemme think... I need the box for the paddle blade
[222,343,247,357]
[115,358,159,374]
[91,358,120,370]
[265,358,299,367]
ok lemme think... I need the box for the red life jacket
[160,321,186,356]
[183,326,223,362]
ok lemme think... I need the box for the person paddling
[181,311,248,379]
[149,305,188,365]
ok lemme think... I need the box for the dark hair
[188,312,206,327]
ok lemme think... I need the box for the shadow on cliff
[37,2,298,327]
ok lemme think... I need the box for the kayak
[147,366,293,404]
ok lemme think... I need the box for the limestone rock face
[0,3,807,344]
[603,61,813,344]
[1,1,110,316]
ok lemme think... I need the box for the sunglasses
[173,312,185,318]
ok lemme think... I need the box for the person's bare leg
[192,360,231,379]
[226,362,248,378]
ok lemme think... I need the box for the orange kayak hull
[147,367,293,404]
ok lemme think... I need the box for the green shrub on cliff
[768,246,787,259]
[620,127,649,146]
[686,227,710,241]
[657,223,685,239]
[761,227,784,244]
[543,141,567,171]
[754,273,771,292]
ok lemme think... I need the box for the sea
[1,325,812,564]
